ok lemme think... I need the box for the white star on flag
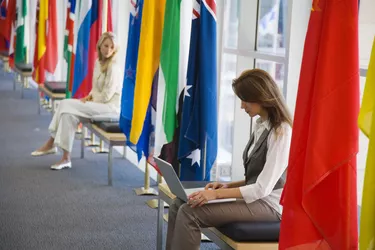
[187,149,201,167]
[184,85,192,97]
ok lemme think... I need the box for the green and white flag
[64,0,77,98]
[15,0,29,64]
[154,0,192,157]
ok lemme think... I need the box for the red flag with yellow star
[279,0,359,249]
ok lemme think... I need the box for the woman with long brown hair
[166,69,293,250]
[31,32,122,170]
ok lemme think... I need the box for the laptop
[154,157,236,204]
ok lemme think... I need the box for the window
[359,0,375,69]
[216,0,241,180]
[217,54,237,179]
[223,0,239,49]
[257,0,287,55]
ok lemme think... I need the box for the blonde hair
[96,32,118,73]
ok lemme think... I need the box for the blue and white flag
[178,0,218,181]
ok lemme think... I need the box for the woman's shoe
[50,161,72,170]
[31,147,57,156]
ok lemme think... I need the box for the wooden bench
[157,183,279,250]
[13,63,32,98]
[37,81,66,114]
[0,51,10,74]
[81,122,126,186]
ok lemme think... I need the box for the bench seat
[15,63,32,73]
[44,81,66,94]
[97,122,122,133]
[218,221,279,242]
[91,113,120,124]
[37,85,66,114]
[13,63,33,98]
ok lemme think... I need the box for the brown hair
[96,32,118,73]
[232,69,292,131]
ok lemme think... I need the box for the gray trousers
[48,99,115,152]
[166,198,280,250]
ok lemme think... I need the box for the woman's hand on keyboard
[204,182,229,190]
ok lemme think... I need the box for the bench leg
[81,131,85,159]
[4,62,10,74]
[108,145,113,186]
[122,146,126,159]
[92,140,108,154]
[84,127,91,140]
[85,133,100,147]
[13,74,16,91]
[156,197,164,250]
[24,77,29,88]
[37,90,41,114]
[21,77,24,99]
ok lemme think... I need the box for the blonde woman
[31,32,122,170]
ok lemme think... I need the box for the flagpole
[134,160,158,196]
[202,135,207,180]
[94,0,109,154]
[103,0,108,33]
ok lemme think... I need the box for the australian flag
[119,0,150,160]
[178,0,218,181]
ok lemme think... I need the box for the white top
[239,118,292,215]
[89,59,122,113]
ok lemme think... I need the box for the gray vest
[243,129,285,190]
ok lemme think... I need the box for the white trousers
[48,99,116,152]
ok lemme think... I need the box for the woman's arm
[84,60,99,102]
[188,123,292,207]
[238,124,292,203]
[205,180,245,190]
[190,181,246,204]
[227,180,246,188]
[96,63,121,103]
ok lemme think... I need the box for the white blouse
[239,118,292,215]
[89,59,122,113]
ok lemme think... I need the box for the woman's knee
[178,203,195,219]
[58,99,69,112]
[170,198,185,214]
[60,113,71,119]
[59,99,76,111]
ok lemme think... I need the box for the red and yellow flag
[32,0,47,84]
[32,0,58,84]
